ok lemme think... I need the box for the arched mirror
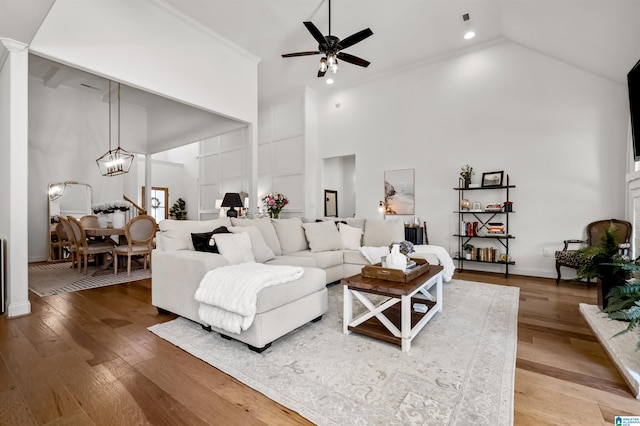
[48,182,92,260]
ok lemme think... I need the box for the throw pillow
[302,221,344,252]
[362,219,405,247]
[231,217,282,256]
[190,226,231,253]
[271,217,308,254]
[229,226,276,263]
[212,232,256,265]
[338,222,363,250]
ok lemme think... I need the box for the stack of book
[487,222,505,235]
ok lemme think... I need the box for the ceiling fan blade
[317,69,327,78]
[282,51,321,58]
[336,52,370,68]
[303,21,327,47]
[338,28,373,50]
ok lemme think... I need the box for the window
[142,187,169,223]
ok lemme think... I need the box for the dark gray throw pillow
[191,226,230,253]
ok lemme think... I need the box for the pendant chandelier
[96,80,134,176]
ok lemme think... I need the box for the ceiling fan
[281,0,373,78]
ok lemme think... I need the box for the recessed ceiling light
[326,78,334,85]
[464,31,476,40]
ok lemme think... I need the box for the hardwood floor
[2,271,639,425]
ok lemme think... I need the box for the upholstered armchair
[555,219,632,285]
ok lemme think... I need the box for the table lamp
[221,192,243,218]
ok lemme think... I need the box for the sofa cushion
[212,232,255,265]
[265,255,317,268]
[287,250,344,269]
[229,226,275,263]
[190,226,231,253]
[271,217,308,255]
[338,223,363,250]
[343,249,369,266]
[231,217,282,256]
[302,221,344,252]
[255,267,326,314]
[363,219,405,247]
[158,218,232,251]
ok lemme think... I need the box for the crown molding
[146,0,261,64]
[0,38,28,52]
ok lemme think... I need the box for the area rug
[28,262,151,296]
[148,279,519,425]
[579,303,640,399]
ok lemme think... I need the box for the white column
[145,154,152,215]
[0,38,31,317]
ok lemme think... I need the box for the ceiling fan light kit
[462,13,476,40]
[282,0,373,78]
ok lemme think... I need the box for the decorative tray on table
[361,258,430,283]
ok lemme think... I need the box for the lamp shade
[221,192,243,218]
[221,193,243,208]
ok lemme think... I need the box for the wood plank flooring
[1,270,639,425]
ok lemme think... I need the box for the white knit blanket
[359,244,456,283]
[195,263,304,334]
[412,244,456,282]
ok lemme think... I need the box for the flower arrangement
[92,200,132,214]
[390,240,414,256]
[262,192,288,219]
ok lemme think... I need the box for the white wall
[317,41,629,278]
[29,0,258,126]
[28,78,146,261]
[149,142,199,221]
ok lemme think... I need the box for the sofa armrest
[151,249,228,324]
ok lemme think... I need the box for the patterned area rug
[28,262,151,297]
[148,279,519,425]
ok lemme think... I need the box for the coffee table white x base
[343,270,443,352]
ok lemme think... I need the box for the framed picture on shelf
[481,171,504,187]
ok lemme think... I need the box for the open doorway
[322,155,355,218]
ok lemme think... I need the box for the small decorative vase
[97,214,108,228]
[269,211,280,219]
[464,178,471,188]
[112,210,126,228]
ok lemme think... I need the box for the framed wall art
[481,171,504,188]
[384,169,415,215]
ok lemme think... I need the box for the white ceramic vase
[97,214,108,228]
[112,210,126,229]
[388,244,407,271]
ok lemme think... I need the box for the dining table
[84,226,126,238]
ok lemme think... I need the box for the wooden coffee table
[343,265,443,352]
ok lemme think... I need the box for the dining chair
[80,215,108,242]
[67,216,115,274]
[51,222,72,260]
[58,217,78,269]
[113,214,157,276]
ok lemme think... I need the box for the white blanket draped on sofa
[359,244,455,282]
[195,263,304,334]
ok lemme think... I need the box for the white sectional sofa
[151,216,442,351]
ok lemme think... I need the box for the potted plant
[577,223,632,309]
[170,198,187,220]
[460,164,474,188]
[462,243,474,260]
[602,272,640,350]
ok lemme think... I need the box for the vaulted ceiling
[3,0,640,110]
